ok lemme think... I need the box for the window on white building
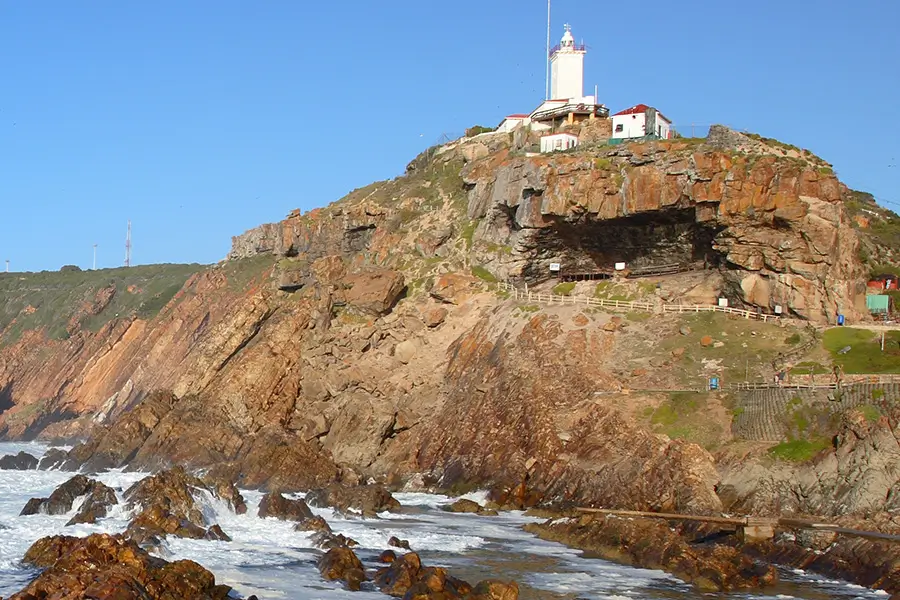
[615,124,623,132]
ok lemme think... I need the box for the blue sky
[1,1,898,271]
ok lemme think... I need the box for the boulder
[293,515,332,533]
[310,531,359,550]
[430,273,481,305]
[318,546,366,591]
[446,499,482,514]
[388,535,411,550]
[204,524,232,542]
[20,475,117,526]
[422,306,448,328]
[374,552,473,598]
[466,580,520,600]
[395,340,418,364]
[700,335,714,347]
[202,476,248,515]
[379,549,398,563]
[257,491,314,521]
[344,268,405,315]
[0,451,38,470]
[10,533,231,600]
[305,483,401,518]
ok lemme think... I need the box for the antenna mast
[125,221,132,267]
[93,244,98,270]
[545,0,551,100]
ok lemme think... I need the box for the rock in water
[467,580,520,600]
[9,533,231,599]
[293,515,332,533]
[257,491,314,521]
[305,483,400,517]
[37,448,69,470]
[19,475,117,525]
[123,467,232,542]
[388,535,411,550]
[446,499,482,514]
[374,551,474,598]
[317,546,366,591]
[0,451,38,470]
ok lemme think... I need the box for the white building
[550,24,586,101]
[540,133,579,153]
[496,25,608,134]
[611,104,672,140]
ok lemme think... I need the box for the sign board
[774,305,783,315]
[549,263,561,272]
[717,298,729,308]
[614,262,626,271]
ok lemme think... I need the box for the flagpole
[545,0,551,100]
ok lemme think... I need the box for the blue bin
[837,314,845,326]
[709,377,719,390]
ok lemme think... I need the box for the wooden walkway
[576,508,900,543]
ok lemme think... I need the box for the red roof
[504,114,530,119]
[613,103,671,123]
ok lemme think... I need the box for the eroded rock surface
[306,483,401,517]
[0,451,38,470]
[9,533,231,600]
[20,475,117,526]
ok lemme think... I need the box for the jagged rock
[305,483,401,517]
[38,448,69,470]
[20,475,117,525]
[293,515,332,533]
[388,535,411,550]
[344,268,405,315]
[374,552,473,598]
[258,491,314,521]
[310,531,359,550]
[10,533,231,600]
[202,475,248,515]
[318,546,366,591]
[0,451,38,470]
[123,467,231,542]
[204,524,232,542]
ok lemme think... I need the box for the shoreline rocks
[0,451,38,470]
[19,474,117,526]
[306,483,401,517]
[8,533,231,599]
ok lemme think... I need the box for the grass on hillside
[656,312,805,385]
[643,392,724,450]
[552,282,576,296]
[0,264,203,344]
[823,328,900,374]
[471,266,497,283]
[768,437,832,462]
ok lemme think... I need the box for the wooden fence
[497,281,791,324]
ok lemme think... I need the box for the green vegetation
[470,266,497,283]
[552,282,576,296]
[625,311,651,322]
[785,333,802,345]
[0,264,204,345]
[768,437,832,462]
[465,125,495,137]
[594,281,636,302]
[646,392,723,450]
[460,221,478,250]
[594,157,612,170]
[222,255,277,292]
[859,404,882,423]
[793,361,830,375]
[823,328,900,374]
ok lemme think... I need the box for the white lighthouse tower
[550,24,586,101]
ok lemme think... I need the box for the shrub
[465,125,494,137]
[471,266,497,283]
[768,437,832,462]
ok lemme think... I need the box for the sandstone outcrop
[10,533,231,600]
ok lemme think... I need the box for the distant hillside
[0,264,204,344]
[842,189,900,274]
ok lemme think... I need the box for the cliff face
[0,127,875,513]
[461,127,865,322]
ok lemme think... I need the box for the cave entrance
[524,208,724,282]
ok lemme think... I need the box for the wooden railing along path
[497,281,789,324]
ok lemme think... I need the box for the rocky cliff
[0,126,879,515]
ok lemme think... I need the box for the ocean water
[0,442,887,600]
